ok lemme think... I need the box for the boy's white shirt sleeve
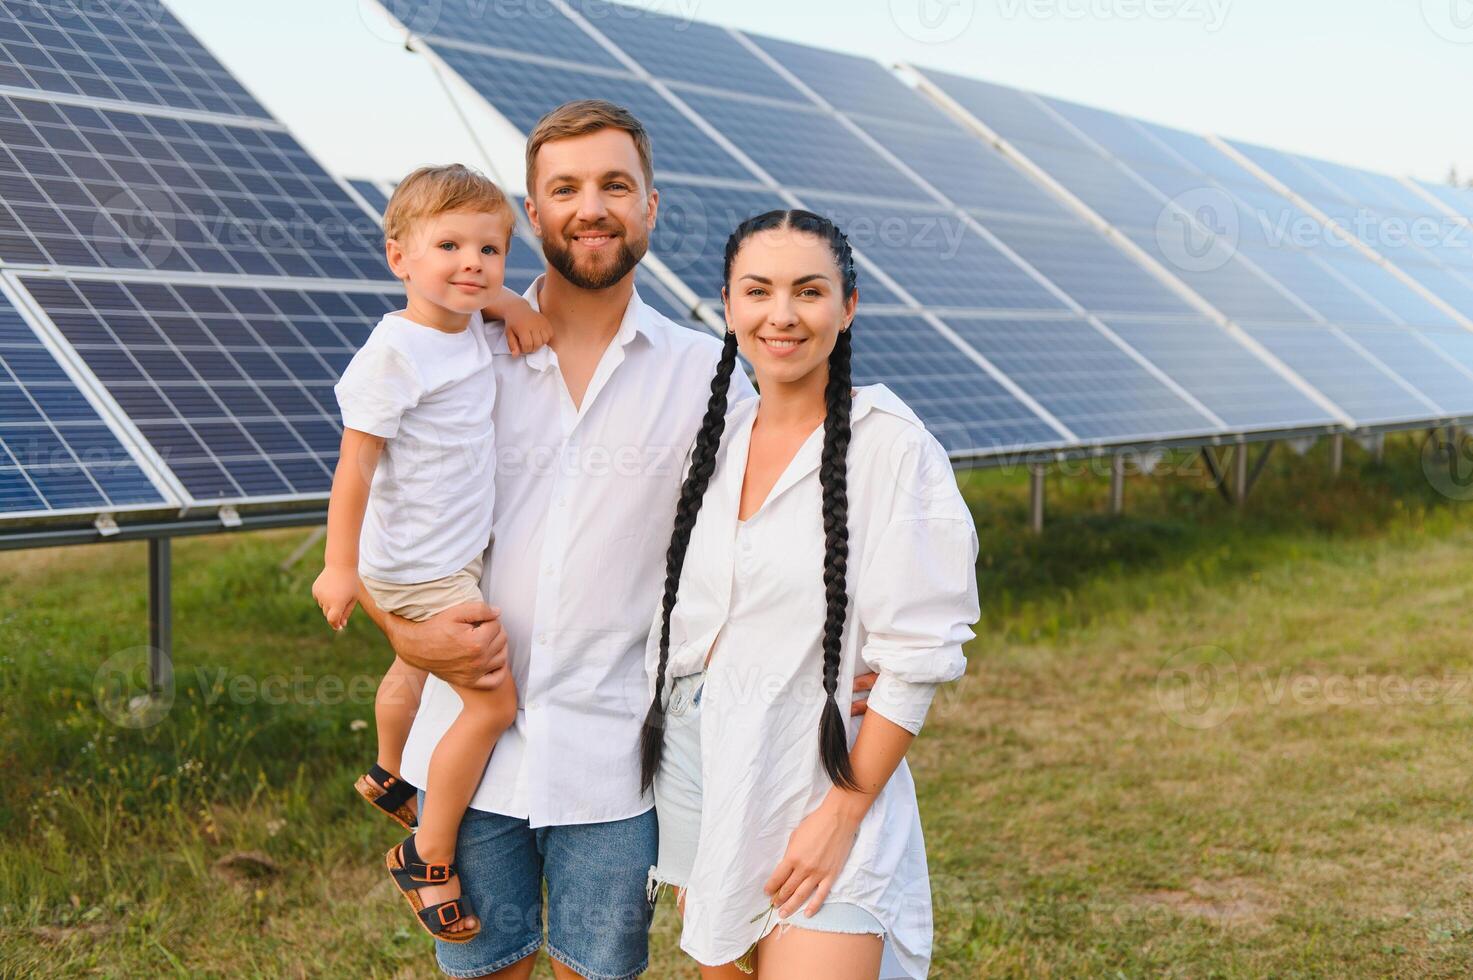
[334,341,423,438]
[856,433,981,736]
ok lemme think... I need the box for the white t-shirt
[333,310,497,584]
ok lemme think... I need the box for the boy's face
[386,208,514,314]
[526,128,658,291]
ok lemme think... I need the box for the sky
[165,0,1473,191]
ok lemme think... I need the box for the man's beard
[542,224,647,291]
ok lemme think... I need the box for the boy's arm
[311,428,382,629]
[483,286,552,357]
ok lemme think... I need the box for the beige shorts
[361,556,485,622]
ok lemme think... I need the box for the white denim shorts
[649,670,885,950]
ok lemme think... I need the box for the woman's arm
[764,709,914,917]
[311,428,382,629]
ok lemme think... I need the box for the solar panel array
[0,2,401,523]
[6,0,1473,529]
[914,68,1473,429]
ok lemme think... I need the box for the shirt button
[557,497,568,508]
[538,634,548,645]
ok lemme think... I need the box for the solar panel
[348,178,391,217]
[0,283,168,517]
[1225,139,1473,321]
[19,275,401,503]
[0,1,269,119]
[1240,323,1436,424]
[1100,318,1332,431]
[941,316,1217,442]
[0,94,386,279]
[851,315,1066,454]
[909,72,1473,427]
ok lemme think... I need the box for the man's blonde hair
[524,100,655,193]
[382,164,514,242]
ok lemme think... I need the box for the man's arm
[356,580,511,691]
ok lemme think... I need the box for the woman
[642,210,980,979]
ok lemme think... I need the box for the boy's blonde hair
[525,100,655,193]
[382,164,515,242]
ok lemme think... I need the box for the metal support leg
[148,537,171,693]
[1109,455,1124,516]
[1373,433,1385,465]
[1232,444,1248,507]
[1029,464,1045,534]
[1330,433,1344,477]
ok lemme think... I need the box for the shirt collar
[501,274,662,369]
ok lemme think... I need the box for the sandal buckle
[424,864,450,882]
[437,903,460,926]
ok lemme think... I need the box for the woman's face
[723,228,857,390]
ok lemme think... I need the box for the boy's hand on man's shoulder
[504,306,553,357]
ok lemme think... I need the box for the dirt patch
[1132,877,1275,927]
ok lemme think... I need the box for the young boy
[310,164,548,942]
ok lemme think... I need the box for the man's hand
[387,601,509,690]
[849,671,878,717]
[312,565,360,631]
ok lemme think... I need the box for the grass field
[4,433,1473,977]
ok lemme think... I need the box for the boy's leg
[541,808,658,980]
[417,790,546,979]
[413,680,520,935]
[375,655,428,776]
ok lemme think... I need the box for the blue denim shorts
[415,791,657,980]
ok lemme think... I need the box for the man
[359,100,877,980]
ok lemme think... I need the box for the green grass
[3,433,1473,977]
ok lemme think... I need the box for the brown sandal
[385,835,480,943]
[355,764,418,831]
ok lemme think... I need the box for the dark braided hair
[640,209,860,794]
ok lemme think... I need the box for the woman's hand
[312,564,360,630]
[763,791,869,918]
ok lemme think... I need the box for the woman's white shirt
[646,384,981,978]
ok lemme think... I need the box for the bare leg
[408,677,518,935]
[479,950,538,979]
[375,656,427,775]
[754,923,882,980]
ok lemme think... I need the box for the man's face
[526,127,658,291]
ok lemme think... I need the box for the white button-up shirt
[399,276,755,827]
[649,385,980,979]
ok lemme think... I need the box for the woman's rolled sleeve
[858,514,980,735]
